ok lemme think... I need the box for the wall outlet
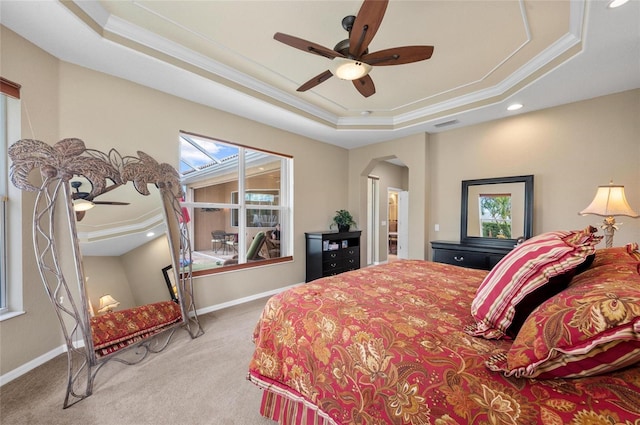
[434,224,440,232]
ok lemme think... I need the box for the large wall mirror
[461,175,534,248]
[9,138,203,408]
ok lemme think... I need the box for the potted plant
[331,209,356,233]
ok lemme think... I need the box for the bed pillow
[466,226,602,339]
[584,243,640,271]
[486,260,640,378]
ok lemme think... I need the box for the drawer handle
[330,263,337,268]
[330,253,337,258]
[347,259,354,264]
[453,256,464,262]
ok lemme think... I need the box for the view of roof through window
[179,134,239,176]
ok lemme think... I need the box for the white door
[367,176,379,265]
[398,191,409,259]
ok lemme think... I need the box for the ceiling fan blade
[352,74,376,98]
[274,33,345,60]
[362,46,434,66]
[92,201,130,206]
[75,210,86,221]
[349,0,389,58]
[297,70,333,92]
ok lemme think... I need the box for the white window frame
[181,133,293,269]
[0,93,24,321]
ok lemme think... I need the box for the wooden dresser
[431,240,513,271]
[305,231,361,282]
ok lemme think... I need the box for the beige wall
[428,89,640,248]
[351,90,639,264]
[0,26,348,376]
[349,132,430,262]
[0,27,65,375]
[2,23,639,381]
[83,256,136,313]
[120,235,174,307]
[54,62,349,309]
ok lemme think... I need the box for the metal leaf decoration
[8,138,121,194]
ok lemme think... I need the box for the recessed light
[507,103,523,111]
[608,0,629,8]
[146,232,155,237]
[361,110,372,116]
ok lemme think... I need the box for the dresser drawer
[343,246,359,258]
[431,241,512,271]
[322,259,344,274]
[432,249,488,270]
[323,250,343,261]
[488,254,505,269]
[343,256,359,271]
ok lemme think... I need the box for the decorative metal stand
[9,138,203,408]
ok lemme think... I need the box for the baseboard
[0,344,67,387]
[195,282,302,316]
[1,284,302,386]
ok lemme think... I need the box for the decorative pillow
[588,243,640,270]
[486,261,640,378]
[466,226,602,339]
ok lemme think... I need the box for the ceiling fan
[274,0,434,98]
[70,180,130,221]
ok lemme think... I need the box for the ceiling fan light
[73,199,95,212]
[332,58,372,80]
[608,0,629,8]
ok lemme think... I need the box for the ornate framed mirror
[461,175,534,248]
[9,138,204,408]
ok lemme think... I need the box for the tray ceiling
[1,0,638,148]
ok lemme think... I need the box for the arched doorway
[363,157,408,264]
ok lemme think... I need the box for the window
[1,77,24,320]
[231,190,280,227]
[0,95,7,313]
[179,131,292,273]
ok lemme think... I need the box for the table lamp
[579,181,638,248]
[97,294,120,314]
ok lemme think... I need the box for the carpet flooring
[0,298,275,425]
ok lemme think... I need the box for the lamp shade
[332,58,372,80]
[579,184,639,218]
[97,294,120,313]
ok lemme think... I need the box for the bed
[91,300,182,358]
[248,228,640,424]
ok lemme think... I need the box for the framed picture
[341,240,348,248]
[162,265,179,303]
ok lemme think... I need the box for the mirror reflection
[466,182,525,239]
[73,178,176,316]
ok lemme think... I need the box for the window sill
[191,256,293,277]
[0,310,26,322]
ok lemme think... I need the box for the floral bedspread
[91,300,182,357]
[248,260,640,424]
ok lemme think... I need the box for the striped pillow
[486,260,640,378]
[466,227,601,339]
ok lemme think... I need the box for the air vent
[434,119,460,128]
